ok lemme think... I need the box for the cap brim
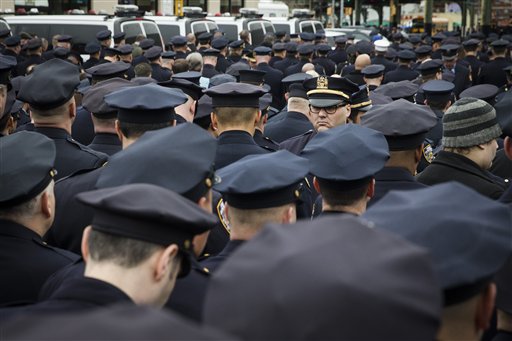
[309,98,343,107]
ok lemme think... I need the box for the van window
[300,22,314,33]
[206,22,218,32]
[121,22,144,45]
[248,22,264,46]
[314,22,324,32]
[49,24,108,54]
[262,21,275,34]
[0,21,9,31]
[157,24,181,43]
[217,23,238,41]
[273,23,290,34]
[10,24,49,39]
[142,22,163,47]
[191,22,207,35]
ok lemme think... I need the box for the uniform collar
[90,133,121,146]
[0,219,42,240]
[375,167,416,182]
[218,130,258,145]
[34,127,70,139]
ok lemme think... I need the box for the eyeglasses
[309,104,345,115]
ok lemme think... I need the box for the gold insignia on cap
[184,240,191,249]
[294,189,300,198]
[205,178,212,188]
[317,76,328,89]
[49,169,56,178]
[423,144,434,163]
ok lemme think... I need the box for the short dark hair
[172,59,189,74]
[426,98,450,111]
[87,229,161,268]
[317,177,371,207]
[134,63,152,77]
[118,120,172,139]
[213,106,258,126]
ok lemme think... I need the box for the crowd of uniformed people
[2,22,512,340]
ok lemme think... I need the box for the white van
[208,12,275,46]
[146,16,219,43]
[4,9,164,55]
[269,17,325,35]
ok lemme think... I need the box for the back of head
[186,52,202,72]
[355,53,371,70]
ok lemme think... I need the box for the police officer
[360,99,437,205]
[274,42,299,73]
[201,48,220,79]
[145,46,171,82]
[254,46,285,111]
[365,182,512,341]
[301,124,389,216]
[348,87,373,124]
[82,41,101,70]
[170,36,188,60]
[440,44,471,97]
[0,131,79,307]
[361,64,385,91]
[196,32,212,53]
[14,182,217,314]
[211,37,232,73]
[95,29,112,60]
[462,39,484,85]
[284,44,323,77]
[205,82,270,169]
[478,39,512,88]
[82,78,135,155]
[383,50,418,83]
[159,77,203,123]
[17,59,108,180]
[16,38,44,76]
[269,42,285,67]
[372,39,397,74]
[117,44,135,79]
[312,44,336,76]
[421,80,455,150]
[227,39,244,64]
[46,83,189,254]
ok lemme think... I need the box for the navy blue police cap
[356,41,374,55]
[204,214,441,340]
[96,123,218,202]
[491,39,509,48]
[0,131,57,208]
[350,87,373,111]
[214,150,309,209]
[288,83,307,99]
[198,32,213,43]
[26,38,42,50]
[173,71,202,86]
[202,48,220,57]
[104,83,188,124]
[416,59,443,76]
[304,76,360,107]
[460,84,499,104]
[299,32,315,42]
[139,38,155,50]
[397,49,416,60]
[86,61,130,81]
[361,64,385,78]
[18,59,80,110]
[4,35,20,47]
[272,42,286,51]
[76,183,217,278]
[316,44,331,54]
[57,34,72,43]
[432,32,446,42]
[335,36,347,44]
[398,42,413,51]
[204,82,267,108]
[298,44,315,56]
[301,124,389,186]
[254,46,272,56]
[162,51,176,59]
[364,182,512,306]
[96,30,112,41]
[117,44,133,56]
[282,72,313,91]
[259,92,272,111]
[239,69,266,85]
[82,78,135,118]
[170,36,187,47]
[285,42,298,53]
[422,80,455,102]
[209,74,236,88]
[194,94,213,120]
[229,39,244,49]
[53,47,70,59]
[85,41,101,54]
[373,80,419,101]
[414,45,432,55]
[440,44,460,60]
[211,37,229,50]
[361,98,438,150]
[0,29,10,38]
[113,32,125,40]
[462,39,480,48]
[144,46,163,60]
[159,78,203,101]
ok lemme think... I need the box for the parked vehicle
[208,10,275,45]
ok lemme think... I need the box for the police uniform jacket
[478,57,512,88]
[175,51,188,60]
[443,63,472,97]
[82,57,99,70]
[416,150,508,199]
[425,108,444,148]
[0,219,79,307]
[71,106,96,145]
[227,55,242,64]
[88,133,122,156]
[327,48,347,65]
[463,55,483,85]
[39,259,84,301]
[279,130,316,155]
[253,129,279,151]
[312,57,336,76]
[201,240,245,273]
[150,63,172,82]
[45,167,103,254]
[265,111,314,143]
[371,55,397,73]
[256,62,285,110]
[269,56,283,68]
[215,55,232,74]
[202,64,220,79]
[16,54,43,76]
[165,259,211,322]
[491,149,512,183]
[34,127,108,180]
[214,130,270,170]
[274,56,298,73]
[22,277,134,314]
[369,167,427,207]
[383,65,419,83]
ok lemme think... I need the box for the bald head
[302,63,315,73]
[355,54,371,71]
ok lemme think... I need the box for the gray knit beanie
[442,97,502,148]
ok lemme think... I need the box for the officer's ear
[504,137,512,160]
[254,109,261,125]
[313,176,321,194]
[114,119,125,142]
[210,112,218,131]
[415,143,424,163]
[154,244,179,282]
[81,226,92,262]
[366,178,375,199]
[475,283,497,331]
[68,98,76,119]
[282,203,296,224]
